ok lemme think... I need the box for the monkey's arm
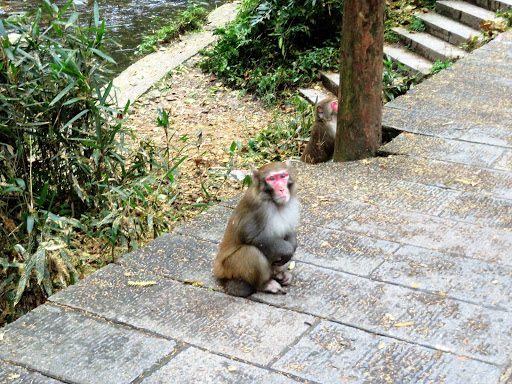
[284,232,297,253]
[251,233,296,264]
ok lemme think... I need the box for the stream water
[0,0,226,73]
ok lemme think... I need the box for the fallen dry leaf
[394,321,414,328]
[127,280,157,287]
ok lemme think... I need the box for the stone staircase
[301,0,511,103]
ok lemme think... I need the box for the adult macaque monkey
[213,161,300,297]
[300,97,338,164]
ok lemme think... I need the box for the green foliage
[384,29,400,44]
[200,0,343,102]
[137,4,209,55]
[382,56,417,102]
[0,1,186,325]
[429,60,453,74]
[407,16,425,32]
[459,35,481,51]
[246,96,314,161]
[496,10,512,28]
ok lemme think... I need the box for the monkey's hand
[274,270,292,286]
[263,279,286,294]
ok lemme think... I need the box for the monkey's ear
[317,105,324,114]
[251,169,260,182]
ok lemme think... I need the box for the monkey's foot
[263,279,286,294]
[274,271,292,286]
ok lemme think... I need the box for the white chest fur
[263,198,300,237]
[327,117,337,137]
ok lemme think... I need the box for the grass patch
[137,3,209,55]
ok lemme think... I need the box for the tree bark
[333,0,386,162]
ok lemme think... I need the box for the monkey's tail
[224,279,256,297]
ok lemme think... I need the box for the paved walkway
[1,31,512,384]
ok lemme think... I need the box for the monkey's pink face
[330,100,338,112]
[266,171,290,203]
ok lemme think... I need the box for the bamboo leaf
[100,81,114,105]
[0,20,7,38]
[62,97,82,106]
[90,48,116,64]
[32,9,41,39]
[94,1,100,27]
[38,182,49,207]
[96,20,105,44]
[58,0,73,17]
[59,250,78,284]
[66,12,79,28]
[35,248,46,284]
[61,109,89,131]
[49,81,76,106]
[14,255,37,306]
[4,48,14,60]
[26,215,35,234]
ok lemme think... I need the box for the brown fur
[213,162,299,297]
[300,97,338,164]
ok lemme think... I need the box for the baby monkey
[213,161,300,297]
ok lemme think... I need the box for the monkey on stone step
[213,161,300,297]
[300,97,338,164]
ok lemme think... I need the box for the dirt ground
[124,56,276,218]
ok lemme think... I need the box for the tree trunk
[333,0,386,162]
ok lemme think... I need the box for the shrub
[0,1,184,325]
[200,0,344,102]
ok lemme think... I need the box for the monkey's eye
[281,173,288,179]
[267,175,275,182]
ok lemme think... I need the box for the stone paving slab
[362,155,512,199]
[383,106,512,148]
[296,225,399,277]
[381,132,506,168]
[0,303,177,384]
[49,264,314,366]
[299,194,512,265]
[440,191,512,228]
[141,347,302,384]
[495,149,512,172]
[372,244,512,310]
[118,232,221,288]
[173,204,231,244]
[0,361,64,384]
[301,164,461,216]
[253,263,512,365]
[298,156,512,200]
[293,161,462,217]
[272,320,502,384]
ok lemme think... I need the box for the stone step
[318,45,434,100]
[466,0,512,11]
[437,0,501,30]
[393,27,466,62]
[383,44,433,77]
[417,12,482,46]
[320,71,339,96]
[493,0,512,10]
